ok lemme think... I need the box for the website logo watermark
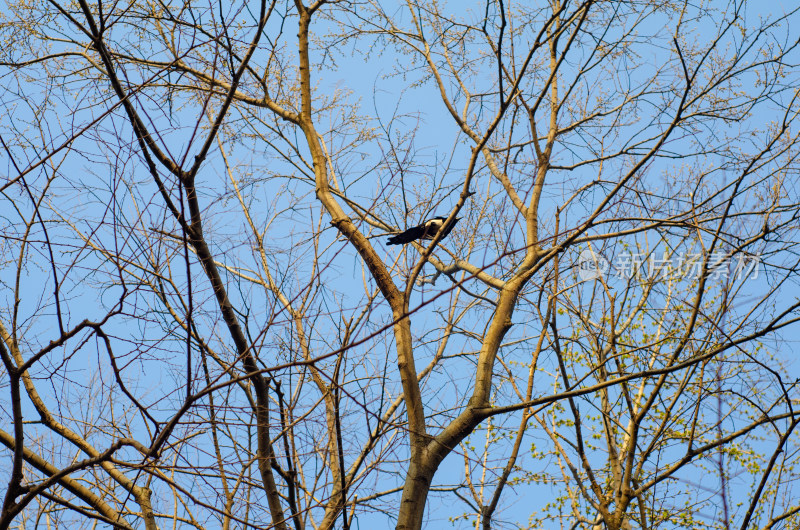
[577,250,761,282]
[578,249,610,281]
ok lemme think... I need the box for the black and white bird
[387,216,460,246]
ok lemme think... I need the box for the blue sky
[2,1,800,528]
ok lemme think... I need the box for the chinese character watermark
[577,250,761,282]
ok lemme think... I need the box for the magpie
[387,216,460,245]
